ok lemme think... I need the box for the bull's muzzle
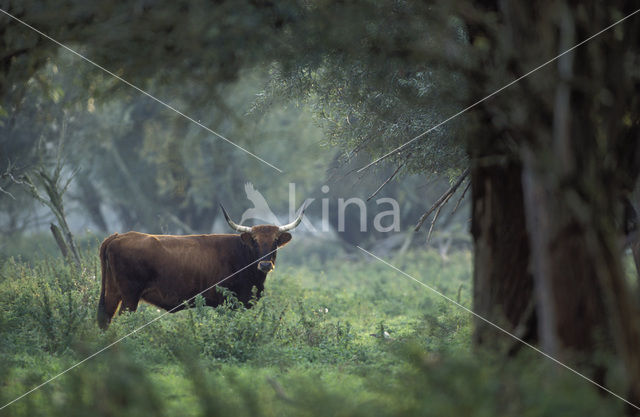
[258,261,274,273]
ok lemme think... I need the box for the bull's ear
[240,232,253,245]
[277,232,292,247]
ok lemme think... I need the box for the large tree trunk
[468,0,640,405]
[471,157,536,348]
[464,0,538,349]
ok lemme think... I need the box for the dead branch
[367,161,405,201]
[426,191,453,243]
[0,161,21,199]
[0,186,15,199]
[21,168,81,268]
[415,168,469,231]
[450,179,471,217]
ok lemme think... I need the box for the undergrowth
[0,245,626,416]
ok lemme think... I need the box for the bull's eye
[240,232,255,246]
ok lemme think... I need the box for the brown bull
[97,205,304,329]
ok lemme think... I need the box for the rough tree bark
[471,154,536,348]
[466,0,537,349]
[468,0,640,406]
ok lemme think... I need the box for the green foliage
[1,1,474,238]
[249,1,471,176]
[0,248,628,416]
[0,256,99,355]
[1,1,477,250]
[0,54,334,234]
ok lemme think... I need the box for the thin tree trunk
[77,175,108,231]
[50,223,69,260]
[520,154,557,356]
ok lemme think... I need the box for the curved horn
[220,204,251,232]
[279,202,307,231]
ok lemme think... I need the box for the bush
[0,247,629,416]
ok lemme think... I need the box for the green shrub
[0,247,630,417]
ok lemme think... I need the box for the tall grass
[0,246,626,416]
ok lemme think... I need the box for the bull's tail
[97,233,118,330]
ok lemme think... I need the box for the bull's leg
[119,291,142,314]
[98,292,122,329]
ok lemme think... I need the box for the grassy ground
[0,239,628,416]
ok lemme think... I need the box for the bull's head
[220,204,305,273]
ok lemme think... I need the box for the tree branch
[426,191,454,243]
[0,185,15,199]
[450,179,471,217]
[18,160,82,268]
[414,168,469,231]
[367,161,405,201]
[0,164,18,199]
